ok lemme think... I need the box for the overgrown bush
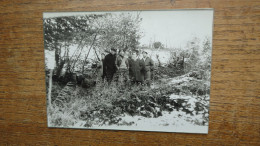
[48,70,210,127]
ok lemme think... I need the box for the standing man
[142,51,154,86]
[128,50,144,84]
[103,48,117,82]
[114,50,129,83]
[137,51,145,82]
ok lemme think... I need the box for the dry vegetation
[47,61,211,128]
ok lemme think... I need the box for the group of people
[100,47,154,86]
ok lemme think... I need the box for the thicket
[44,12,142,79]
[48,58,211,128]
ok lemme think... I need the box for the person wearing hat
[103,47,117,82]
[142,50,154,86]
[128,50,145,84]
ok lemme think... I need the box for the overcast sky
[138,10,214,48]
[44,9,214,48]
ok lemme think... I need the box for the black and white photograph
[43,9,214,133]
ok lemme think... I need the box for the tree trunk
[82,33,98,73]
[55,44,62,77]
[56,59,65,77]
[54,43,60,70]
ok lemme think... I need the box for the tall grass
[48,66,210,127]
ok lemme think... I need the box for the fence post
[48,69,53,108]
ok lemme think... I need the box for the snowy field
[67,110,208,133]
[48,73,210,134]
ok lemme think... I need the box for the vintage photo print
[43,9,214,133]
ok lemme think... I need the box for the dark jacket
[143,57,154,72]
[103,53,117,78]
[129,58,145,82]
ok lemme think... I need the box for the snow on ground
[50,80,209,133]
[65,87,209,133]
[69,110,208,134]
[169,76,193,85]
[169,94,192,100]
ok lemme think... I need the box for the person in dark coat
[128,51,145,84]
[142,51,154,86]
[137,52,145,82]
[103,48,117,82]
